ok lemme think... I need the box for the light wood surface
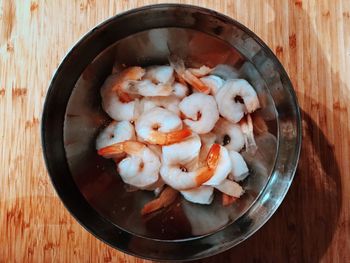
[1,0,350,262]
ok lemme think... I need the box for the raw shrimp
[181,186,214,204]
[228,151,249,181]
[215,79,260,123]
[188,65,212,77]
[135,107,191,145]
[98,141,160,188]
[179,93,219,134]
[169,55,210,94]
[215,179,244,197]
[240,114,258,155]
[213,118,245,152]
[200,75,225,95]
[160,144,222,190]
[172,82,188,99]
[162,134,201,166]
[140,96,180,116]
[96,121,135,150]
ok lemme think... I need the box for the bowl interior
[63,27,278,240]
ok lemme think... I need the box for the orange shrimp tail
[183,70,210,94]
[141,187,178,215]
[195,167,214,186]
[165,128,192,145]
[149,128,192,145]
[222,193,237,206]
[97,143,124,158]
[206,143,221,169]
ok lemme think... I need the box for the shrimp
[213,118,245,152]
[200,75,225,95]
[188,65,212,77]
[98,141,160,188]
[160,144,222,190]
[179,93,219,134]
[240,114,258,155]
[215,79,260,123]
[228,150,249,181]
[145,65,174,84]
[215,179,244,197]
[135,107,191,145]
[107,66,145,102]
[96,121,135,150]
[140,96,180,116]
[169,55,210,94]
[162,134,201,166]
[172,82,188,99]
[181,186,214,204]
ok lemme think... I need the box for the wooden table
[1,0,349,262]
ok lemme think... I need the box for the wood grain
[1,0,349,262]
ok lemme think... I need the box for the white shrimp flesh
[179,93,219,134]
[213,118,245,151]
[215,79,260,123]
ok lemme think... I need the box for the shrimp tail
[141,187,178,215]
[195,143,221,186]
[222,193,237,206]
[165,128,192,145]
[240,114,258,155]
[98,141,145,158]
[169,55,210,94]
[149,128,192,145]
[97,143,124,158]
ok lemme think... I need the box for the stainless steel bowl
[42,4,301,261]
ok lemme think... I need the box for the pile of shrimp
[96,56,260,215]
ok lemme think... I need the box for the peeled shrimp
[98,141,160,188]
[122,65,174,97]
[96,121,135,150]
[200,75,225,95]
[179,93,219,134]
[213,118,245,152]
[141,186,178,215]
[140,96,180,116]
[145,65,174,84]
[172,82,188,99]
[228,151,249,181]
[135,107,191,145]
[106,66,145,102]
[215,79,260,123]
[169,55,210,94]
[160,144,221,190]
[162,134,201,166]
[181,186,214,204]
[101,78,139,121]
